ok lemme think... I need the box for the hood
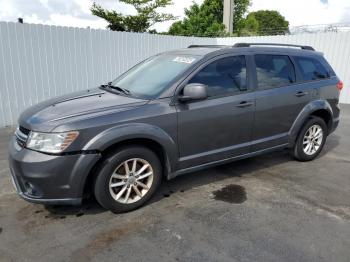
[18,88,148,132]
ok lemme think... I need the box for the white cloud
[24,13,109,29]
[23,14,45,24]
[0,0,349,31]
[0,0,203,31]
[250,0,350,26]
[50,13,107,28]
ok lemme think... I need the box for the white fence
[0,22,349,127]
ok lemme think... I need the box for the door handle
[295,91,308,97]
[236,101,254,108]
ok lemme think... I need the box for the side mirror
[178,83,208,102]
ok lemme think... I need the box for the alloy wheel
[109,158,154,204]
[302,124,324,156]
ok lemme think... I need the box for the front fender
[82,123,179,172]
[288,100,333,145]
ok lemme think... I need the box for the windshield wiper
[100,82,131,95]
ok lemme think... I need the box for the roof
[163,43,323,57]
[163,47,223,56]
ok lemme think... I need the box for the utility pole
[223,0,234,33]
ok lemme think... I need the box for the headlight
[26,131,79,153]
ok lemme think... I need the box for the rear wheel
[94,146,162,213]
[292,116,328,161]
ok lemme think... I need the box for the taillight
[337,80,344,91]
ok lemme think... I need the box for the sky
[0,0,349,32]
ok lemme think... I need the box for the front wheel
[292,116,328,161]
[94,146,162,213]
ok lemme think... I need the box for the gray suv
[9,43,342,213]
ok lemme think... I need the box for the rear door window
[294,56,331,81]
[254,54,296,89]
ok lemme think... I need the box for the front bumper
[8,137,101,205]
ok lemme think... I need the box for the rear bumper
[330,117,340,134]
[8,137,101,205]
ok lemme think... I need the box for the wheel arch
[309,109,332,131]
[81,123,178,197]
[289,100,333,146]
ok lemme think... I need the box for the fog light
[24,182,37,196]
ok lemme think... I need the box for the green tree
[246,10,289,36]
[168,0,250,37]
[232,0,251,34]
[239,14,259,36]
[91,0,177,33]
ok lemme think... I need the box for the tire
[292,116,328,161]
[94,146,162,213]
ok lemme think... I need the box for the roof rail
[233,43,315,51]
[187,45,229,48]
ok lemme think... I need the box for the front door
[176,55,255,169]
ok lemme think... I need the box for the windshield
[110,54,200,99]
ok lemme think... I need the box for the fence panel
[0,21,349,127]
[0,22,216,126]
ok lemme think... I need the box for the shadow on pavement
[42,133,339,217]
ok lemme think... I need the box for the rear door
[251,53,314,151]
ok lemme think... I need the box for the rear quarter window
[293,56,333,81]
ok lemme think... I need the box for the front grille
[19,126,30,135]
[15,126,30,148]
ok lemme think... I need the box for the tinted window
[255,54,296,89]
[189,56,247,97]
[318,56,335,76]
[294,56,330,81]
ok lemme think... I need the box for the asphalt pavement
[0,105,349,262]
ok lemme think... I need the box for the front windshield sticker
[173,56,196,64]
